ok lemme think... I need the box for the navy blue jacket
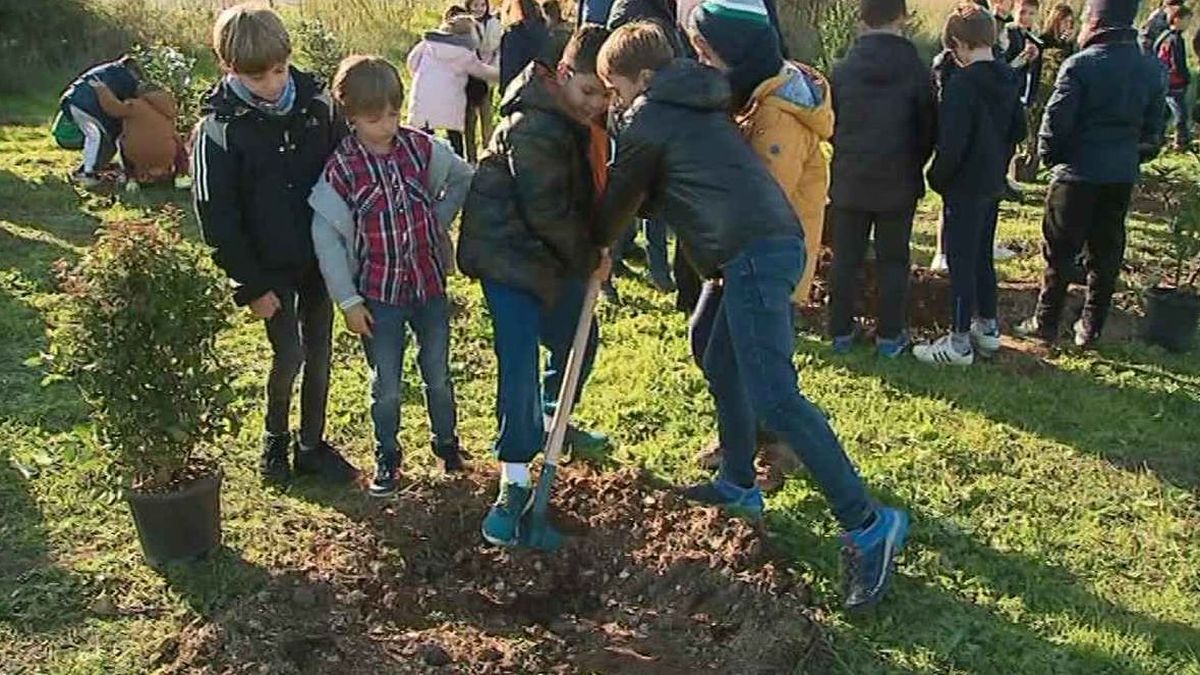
[928,60,1026,201]
[500,20,550,92]
[1039,29,1167,184]
[60,58,139,137]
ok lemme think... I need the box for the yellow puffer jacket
[737,62,834,303]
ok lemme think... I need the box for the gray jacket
[309,133,474,310]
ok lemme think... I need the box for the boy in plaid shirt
[310,55,475,497]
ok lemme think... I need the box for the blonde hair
[332,55,405,117]
[212,3,292,74]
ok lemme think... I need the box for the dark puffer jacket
[458,63,600,305]
[1039,29,1166,184]
[192,68,343,305]
[927,59,1026,201]
[594,59,801,279]
[829,32,936,213]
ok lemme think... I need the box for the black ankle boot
[260,433,292,484]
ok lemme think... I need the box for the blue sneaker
[481,482,532,547]
[832,325,861,354]
[681,477,765,520]
[876,333,911,359]
[840,507,910,611]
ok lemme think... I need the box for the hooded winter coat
[829,32,937,214]
[595,59,801,279]
[737,61,833,299]
[407,29,499,131]
[1039,28,1166,183]
[927,60,1026,201]
[458,63,601,305]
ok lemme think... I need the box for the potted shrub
[1141,166,1200,352]
[52,218,238,566]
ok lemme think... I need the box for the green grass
[2,108,1199,673]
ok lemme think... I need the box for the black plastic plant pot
[125,469,222,568]
[1142,286,1200,352]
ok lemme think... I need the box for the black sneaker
[433,441,467,473]
[369,463,399,498]
[260,433,292,484]
[294,441,359,484]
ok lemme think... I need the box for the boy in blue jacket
[57,55,141,188]
[1018,0,1166,346]
[915,2,1025,366]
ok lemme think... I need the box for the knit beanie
[691,0,783,108]
[1086,0,1137,28]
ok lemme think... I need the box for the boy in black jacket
[1018,0,1166,346]
[193,4,356,485]
[915,3,1026,366]
[1155,6,1192,150]
[827,0,936,358]
[596,22,910,612]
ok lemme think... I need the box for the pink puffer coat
[406,31,499,132]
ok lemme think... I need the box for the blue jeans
[482,279,598,463]
[1167,89,1191,147]
[362,297,458,467]
[943,197,999,333]
[701,236,873,531]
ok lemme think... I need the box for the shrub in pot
[1141,166,1200,352]
[52,218,238,566]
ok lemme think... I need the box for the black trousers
[264,266,333,449]
[1035,180,1133,336]
[828,206,915,340]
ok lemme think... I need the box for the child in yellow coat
[686,0,833,305]
[684,0,831,481]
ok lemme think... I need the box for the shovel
[518,275,602,552]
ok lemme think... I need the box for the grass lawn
[1,96,1199,674]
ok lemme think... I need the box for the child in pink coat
[407,7,501,156]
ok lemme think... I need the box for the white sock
[501,462,530,487]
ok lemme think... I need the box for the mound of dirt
[164,467,830,674]
[804,248,1139,347]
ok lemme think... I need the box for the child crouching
[310,55,475,497]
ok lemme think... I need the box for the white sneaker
[970,320,1001,357]
[993,244,1016,260]
[930,253,949,273]
[913,335,974,366]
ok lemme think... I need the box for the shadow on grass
[767,488,1200,674]
[830,337,1200,493]
[156,545,273,619]
[0,459,89,635]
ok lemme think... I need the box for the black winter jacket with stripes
[192,68,345,306]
